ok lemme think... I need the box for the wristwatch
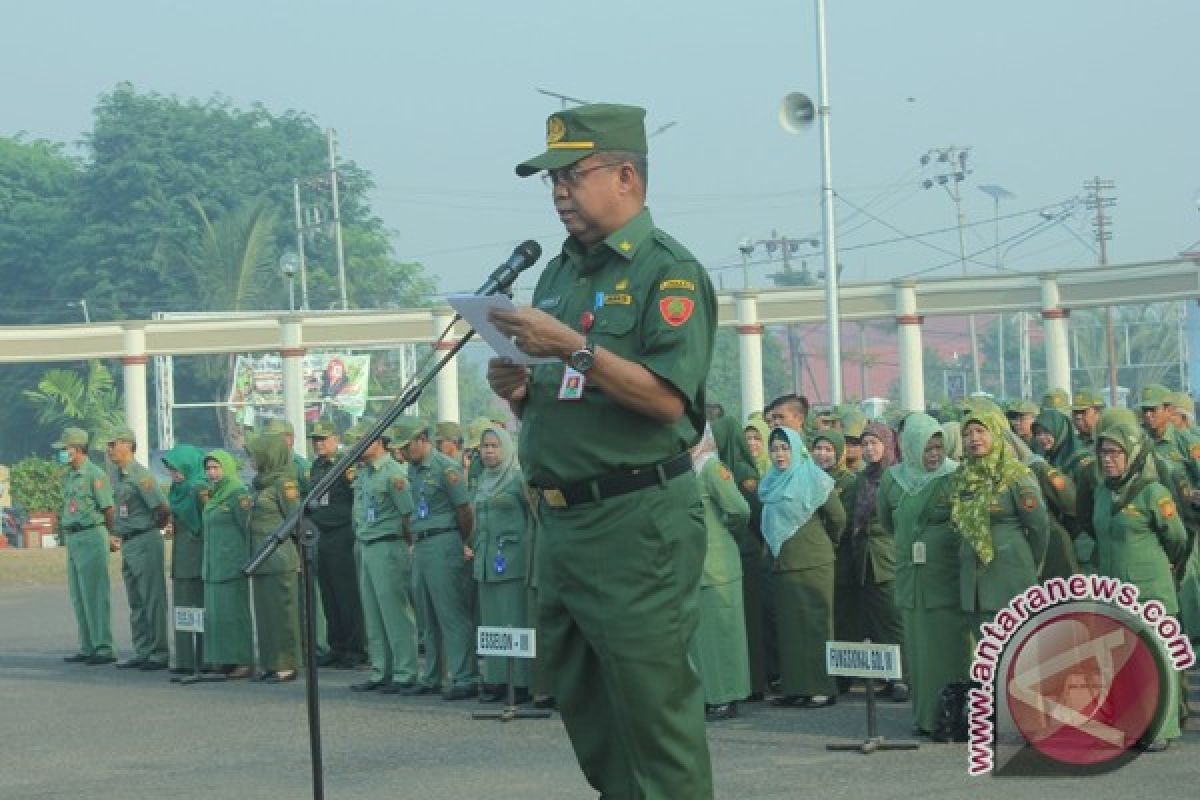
[567,340,596,373]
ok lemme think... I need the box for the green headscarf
[247,433,292,490]
[1097,417,1159,512]
[941,420,963,462]
[1033,409,1081,471]
[890,412,957,496]
[475,426,520,501]
[712,416,758,488]
[204,449,244,510]
[163,444,206,535]
[743,417,772,476]
[758,427,835,557]
[952,407,1032,566]
[812,429,849,478]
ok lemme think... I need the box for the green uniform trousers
[1178,543,1200,643]
[774,565,836,698]
[359,538,418,684]
[172,578,204,670]
[411,531,478,690]
[538,475,713,800]
[740,551,770,695]
[66,527,114,658]
[478,579,530,687]
[902,607,973,733]
[691,579,751,705]
[528,585,552,697]
[317,525,366,662]
[253,571,299,672]
[120,531,169,664]
[203,578,253,666]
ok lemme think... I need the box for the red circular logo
[1005,611,1163,766]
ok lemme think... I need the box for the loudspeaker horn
[778,92,815,134]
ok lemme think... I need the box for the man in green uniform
[308,421,367,669]
[1041,387,1071,414]
[435,420,464,464]
[1070,388,1105,448]
[108,426,170,670]
[1140,384,1200,486]
[397,423,477,698]
[1006,399,1039,447]
[767,393,809,435]
[344,419,420,693]
[57,428,117,665]
[488,103,716,799]
[1168,391,1197,434]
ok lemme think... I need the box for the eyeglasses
[1097,448,1125,460]
[541,161,622,189]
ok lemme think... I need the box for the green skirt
[902,606,973,732]
[204,578,253,666]
[478,578,530,687]
[690,579,751,704]
[775,565,835,697]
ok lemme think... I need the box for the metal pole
[993,196,1005,398]
[293,179,310,310]
[288,275,296,312]
[953,184,982,394]
[328,129,349,311]
[815,0,843,404]
[79,298,90,324]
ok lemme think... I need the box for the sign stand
[824,639,919,755]
[470,626,551,723]
[171,607,226,686]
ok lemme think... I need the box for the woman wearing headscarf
[201,450,254,678]
[813,428,859,693]
[954,407,1048,630]
[1092,410,1187,750]
[246,433,302,683]
[1007,425,1080,581]
[163,445,208,674]
[759,427,845,707]
[1033,409,1085,472]
[743,417,771,478]
[472,426,534,703]
[840,422,908,701]
[877,413,966,734]
[689,425,752,721]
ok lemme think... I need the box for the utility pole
[292,180,310,310]
[979,184,1014,398]
[328,129,349,310]
[757,231,819,398]
[1084,177,1117,403]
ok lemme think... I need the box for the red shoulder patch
[1158,496,1177,519]
[718,465,732,481]
[1190,442,1200,460]
[659,296,695,327]
[1021,495,1038,512]
[1050,474,1067,491]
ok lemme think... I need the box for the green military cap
[1041,388,1070,411]
[839,407,867,438]
[1071,388,1105,411]
[1139,383,1171,408]
[308,420,337,439]
[108,425,137,443]
[343,417,378,447]
[435,420,463,443]
[1006,399,1039,416]
[1097,406,1139,435]
[265,418,295,435]
[464,416,493,450]
[1168,391,1194,414]
[515,103,648,177]
[389,417,427,448]
[814,407,839,420]
[52,427,89,449]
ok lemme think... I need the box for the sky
[5,0,1198,302]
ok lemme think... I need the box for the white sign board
[476,626,536,659]
[825,641,902,681]
[174,607,205,634]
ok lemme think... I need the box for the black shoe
[85,654,117,666]
[380,682,416,695]
[63,653,90,663]
[705,702,739,721]
[316,653,338,668]
[116,659,145,669]
[890,681,910,703]
[350,679,390,692]
[138,661,168,672]
[401,684,439,696]
[772,694,805,707]
[168,667,190,675]
[744,692,765,703]
[266,670,297,684]
[443,684,479,701]
[512,688,533,705]
[532,695,557,710]
[480,686,507,703]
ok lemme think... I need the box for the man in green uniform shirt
[308,420,367,669]
[57,428,117,665]
[1006,399,1039,448]
[1041,387,1071,414]
[398,422,478,699]
[344,420,420,693]
[1140,384,1200,486]
[488,103,716,799]
[1070,388,1104,448]
[108,426,170,670]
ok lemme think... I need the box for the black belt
[63,522,103,534]
[119,527,157,541]
[537,451,692,510]
[363,534,401,545]
[413,527,457,542]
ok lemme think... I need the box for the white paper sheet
[446,293,558,366]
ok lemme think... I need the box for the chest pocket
[592,305,638,339]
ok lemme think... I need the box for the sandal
[801,695,836,708]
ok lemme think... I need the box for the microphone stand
[242,268,526,800]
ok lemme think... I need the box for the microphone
[475,240,542,296]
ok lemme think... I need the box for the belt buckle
[542,489,568,509]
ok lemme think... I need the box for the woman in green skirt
[877,413,967,734]
[760,426,845,708]
[164,445,207,673]
[201,450,254,678]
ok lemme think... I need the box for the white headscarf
[690,424,719,475]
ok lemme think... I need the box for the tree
[705,327,792,421]
[23,360,126,439]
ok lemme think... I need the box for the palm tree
[24,360,125,440]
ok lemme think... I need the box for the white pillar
[1040,274,1072,396]
[735,291,765,420]
[121,324,150,467]
[433,308,460,423]
[280,317,308,457]
[894,281,925,412]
